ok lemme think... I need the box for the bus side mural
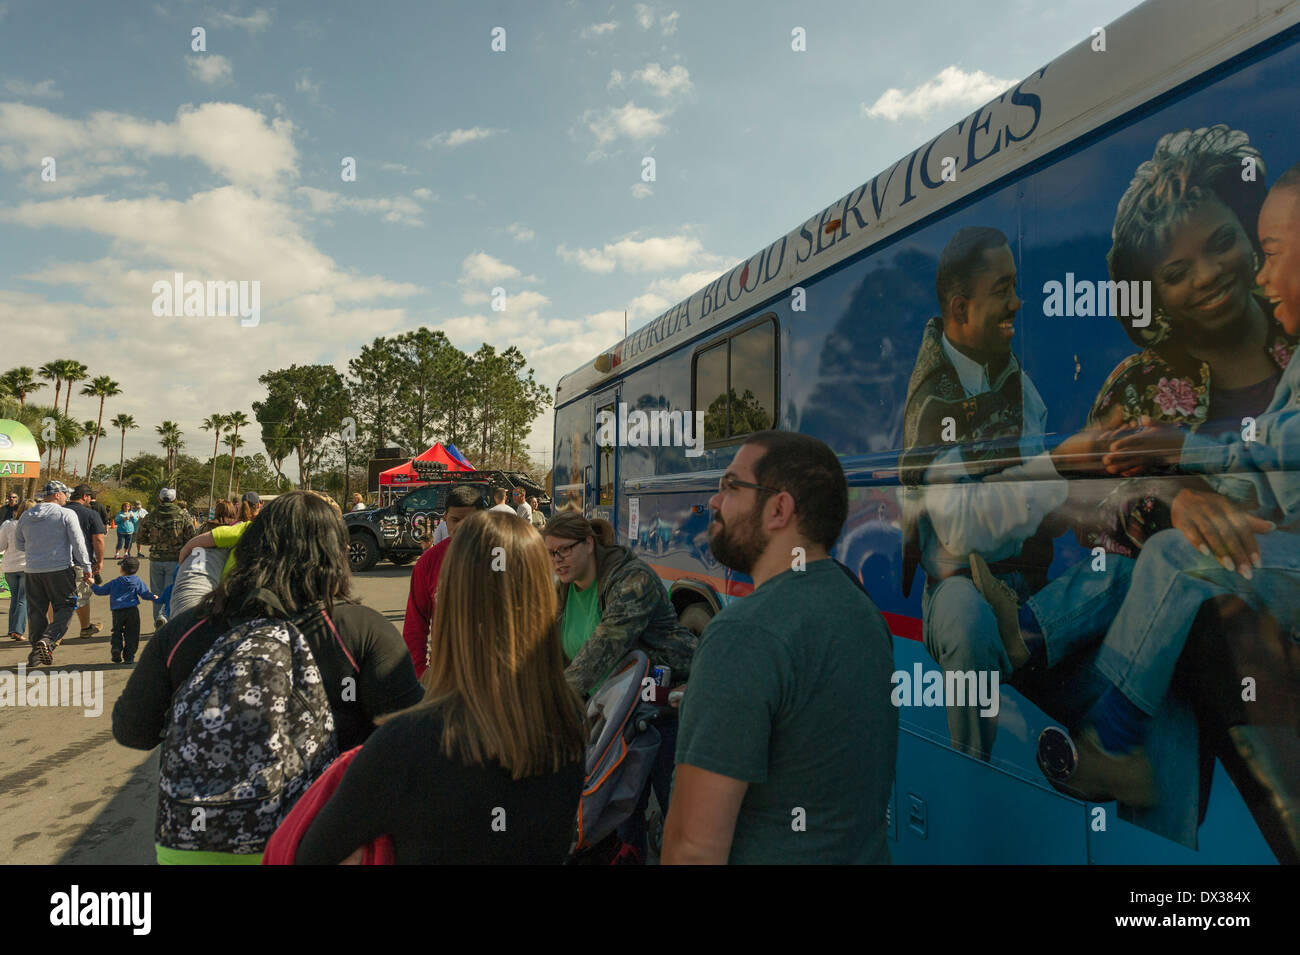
[555,3,1300,862]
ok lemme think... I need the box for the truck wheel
[348,533,379,572]
[678,603,713,636]
[389,553,414,566]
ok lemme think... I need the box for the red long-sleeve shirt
[402,538,451,677]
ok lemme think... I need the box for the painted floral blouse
[1078,315,1298,557]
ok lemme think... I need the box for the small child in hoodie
[91,556,157,664]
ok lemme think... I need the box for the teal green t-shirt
[562,581,601,661]
[675,558,899,864]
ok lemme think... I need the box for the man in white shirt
[488,487,518,515]
[512,488,533,523]
[899,227,1131,760]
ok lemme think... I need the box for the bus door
[591,385,619,528]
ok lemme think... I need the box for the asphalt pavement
[0,556,414,864]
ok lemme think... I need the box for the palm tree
[155,420,184,474]
[61,360,88,418]
[111,413,138,484]
[201,413,229,509]
[54,360,88,472]
[80,375,121,475]
[82,420,107,476]
[38,363,64,462]
[0,366,45,407]
[224,410,250,501]
[223,433,246,496]
[52,413,81,479]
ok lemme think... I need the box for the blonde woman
[295,510,587,864]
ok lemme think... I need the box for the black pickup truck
[344,471,549,571]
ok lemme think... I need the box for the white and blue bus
[553,0,1300,863]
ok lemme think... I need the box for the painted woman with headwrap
[1082,125,1297,557]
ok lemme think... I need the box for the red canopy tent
[378,443,474,487]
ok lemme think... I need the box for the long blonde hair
[386,510,587,778]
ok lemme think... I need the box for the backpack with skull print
[156,616,339,856]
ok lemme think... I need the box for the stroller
[568,651,666,863]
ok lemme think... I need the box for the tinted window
[729,323,776,436]
[693,318,777,443]
[400,487,439,511]
[696,343,728,442]
[596,401,615,506]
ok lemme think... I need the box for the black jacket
[113,597,424,752]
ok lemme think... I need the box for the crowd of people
[0,432,904,865]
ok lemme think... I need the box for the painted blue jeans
[922,557,1135,758]
[1093,526,1300,716]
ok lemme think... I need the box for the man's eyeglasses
[547,540,582,563]
[717,474,781,496]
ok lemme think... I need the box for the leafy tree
[254,365,349,490]
[392,328,462,453]
[55,361,88,470]
[346,336,403,452]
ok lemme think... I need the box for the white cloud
[3,78,61,99]
[460,251,521,284]
[557,234,726,274]
[296,186,425,226]
[634,3,655,30]
[187,54,234,86]
[634,63,691,97]
[425,127,501,148]
[213,9,272,32]
[412,187,435,200]
[863,65,1015,121]
[294,70,321,97]
[607,69,625,90]
[581,21,619,39]
[584,102,668,146]
[0,102,298,192]
[631,183,652,199]
[660,11,680,35]
[508,222,535,242]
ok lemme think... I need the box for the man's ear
[763,491,798,532]
[949,293,969,324]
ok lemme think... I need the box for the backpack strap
[320,609,360,674]
[166,618,209,670]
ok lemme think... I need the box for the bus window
[693,317,777,444]
[729,322,776,436]
[696,342,728,441]
[597,400,615,506]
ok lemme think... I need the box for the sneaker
[36,641,53,667]
[123,655,134,665]
[968,553,1031,670]
[80,623,102,638]
[27,647,41,668]
[111,652,122,663]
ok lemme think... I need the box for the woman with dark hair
[291,510,588,864]
[113,490,424,761]
[1082,124,1297,556]
[543,509,697,863]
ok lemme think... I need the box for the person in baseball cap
[159,488,177,503]
[17,480,92,666]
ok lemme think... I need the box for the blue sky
[0,0,1142,472]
